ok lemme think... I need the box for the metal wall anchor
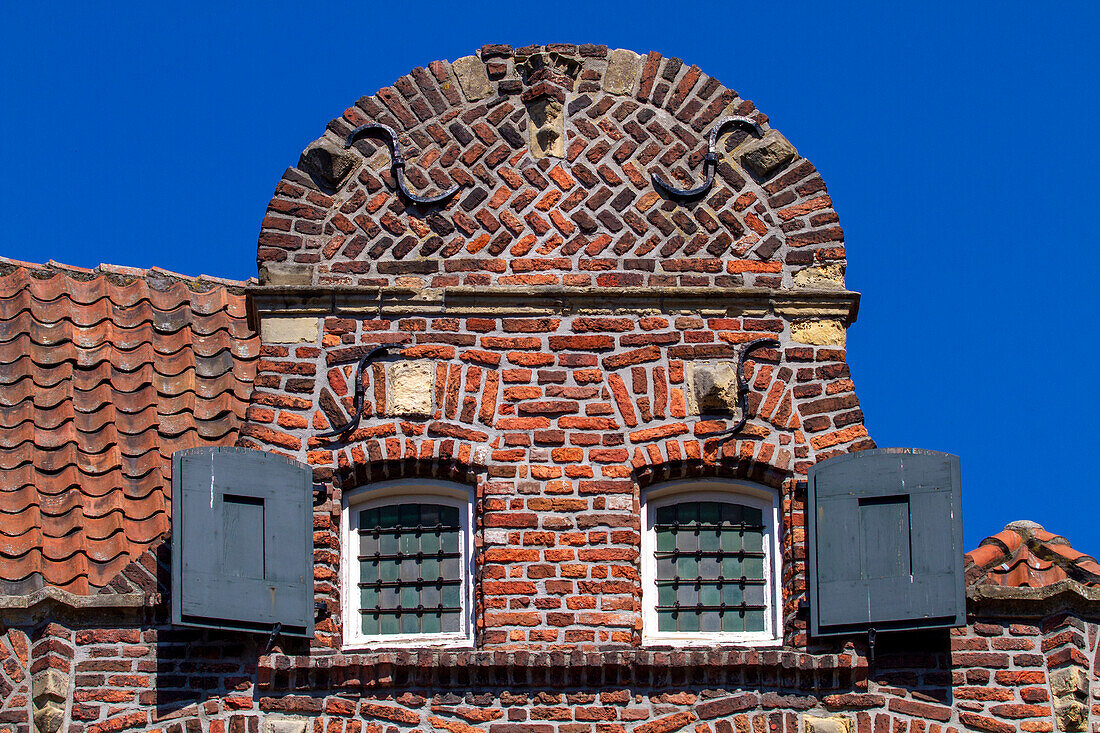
[315,345,390,440]
[708,337,781,443]
[344,123,461,205]
[652,116,765,199]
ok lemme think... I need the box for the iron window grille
[642,482,781,646]
[342,481,473,648]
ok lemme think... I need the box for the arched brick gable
[258,44,846,292]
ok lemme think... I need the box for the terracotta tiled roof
[965,520,1100,590]
[0,258,259,595]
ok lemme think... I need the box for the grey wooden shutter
[171,447,314,637]
[807,448,964,637]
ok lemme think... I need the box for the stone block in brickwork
[603,49,641,95]
[298,139,358,188]
[802,715,853,733]
[387,360,434,417]
[452,55,492,101]
[261,317,318,344]
[741,131,797,178]
[790,319,846,347]
[684,360,739,416]
[263,719,308,733]
[793,264,845,290]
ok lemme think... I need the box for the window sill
[257,647,866,692]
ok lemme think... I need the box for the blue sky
[2,2,1098,551]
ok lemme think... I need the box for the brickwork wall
[237,311,869,649]
[0,616,1093,733]
[259,44,845,291]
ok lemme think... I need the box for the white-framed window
[341,479,474,649]
[641,480,782,646]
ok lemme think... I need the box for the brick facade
[1,43,1098,733]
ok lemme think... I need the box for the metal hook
[344,123,461,205]
[315,345,391,440]
[707,337,781,444]
[652,116,766,199]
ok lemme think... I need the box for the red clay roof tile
[965,520,1100,590]
[0,258,258,595]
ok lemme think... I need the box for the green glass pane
[379,529,398,555]
[380,558,399,582]
[441,505,460,526]
[657,583,675,607]
[421,610,441,634]
[441,557,460,578]
[359,531,378,556]
[400,584,418,609]
[656,557,675,579]
[699,611,721,633]
[720,530,742,553]
[657,609,676,632]
[679,610,700,632]
[398,503,419,528]
[721,610,743,632]
[400,529,418,554]
[421,504,440,527]
[360,586,378,611]
[677,555,697,579]
[699,556,720,578]
[700,527,720,552]
[744,556,764,579]
[362,611,380,636]
[700,582,720,607]
[744,608,765,632]
[421,530,441,554]
[421,582,441,607]
[743,529,763,553]
[677,503,697,524]
[361,559,379,582]
[742,506,762,525]
[440,529,460,552]
[441,610,461,633]
[698,502,720,524]
[721,556,742,578]
[678,528,699,552]
[655,505,676,524]
[360,508,378,530]
[656,528,675,552]
[720,503,742,525]
[379,505,399,529]
[398,557,418,582]
[442,582,460,607]
[401,610,419,634]
[722,583,743,606]
[380,612,400,635]
[421,556,440,580]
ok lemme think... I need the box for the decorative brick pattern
[258,45,845,292]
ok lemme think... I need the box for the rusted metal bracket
[709,337,781,443]
[652,116,765,199]
[345,123,461,205]
[315,345,391,440]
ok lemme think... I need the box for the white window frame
[341,479,474,649]
[641,479,782,647]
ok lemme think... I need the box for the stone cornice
[246,285,860,329]
[966,579,1100,618]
